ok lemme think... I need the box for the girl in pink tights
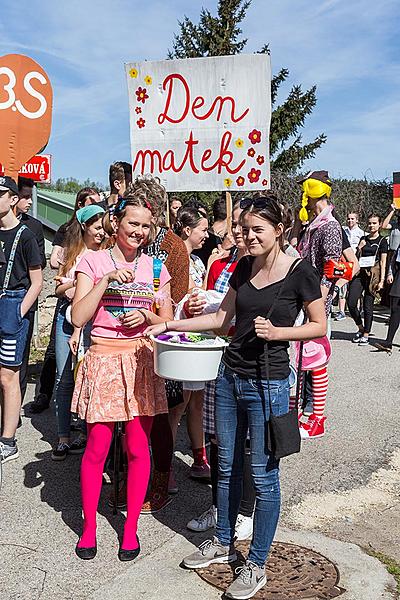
[71,192,173,561]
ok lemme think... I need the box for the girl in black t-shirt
[348,214,388,345]
[146,193,325,598]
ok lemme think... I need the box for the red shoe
[299,413,326,439]
[190,461,211,481]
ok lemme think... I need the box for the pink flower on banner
[248,129,262,144]
[236,176,245,187]
[256,155,265,165]
[248,168,261,184]
[247,148,256,158]
[262,179,268,187]
[137,118,146,129]
[136,87,149,104]
[135,107,142,114]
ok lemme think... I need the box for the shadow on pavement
[23,407,126,544]
[144,418,216,553]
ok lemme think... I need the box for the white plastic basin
[151,333,228,382]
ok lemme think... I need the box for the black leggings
[387,296,400,346]
[348,271,375,333]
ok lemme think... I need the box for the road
[1,309,399,599]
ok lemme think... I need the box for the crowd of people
[0,165,399,599]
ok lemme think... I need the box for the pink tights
[78,417,153,550]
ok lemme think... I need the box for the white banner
[125,54,271,192]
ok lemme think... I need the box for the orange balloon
[0,54,53,180]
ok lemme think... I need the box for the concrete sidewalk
[1,311,399,599]
[89,527,397,600]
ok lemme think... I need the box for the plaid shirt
[203,250,238,435]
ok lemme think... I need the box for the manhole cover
[196,541,346,599]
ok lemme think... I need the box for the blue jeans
[54,301,90,438]
[54,301,74,438]
[215,363,290,567]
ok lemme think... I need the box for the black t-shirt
[193,230,223,267]
[342,229,350,252]
[0,247,5,267]
[0,224,42,290]
[223,257,322,380]
[19,213,46,269]
[359,235,388,262]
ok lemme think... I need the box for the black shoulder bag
[262,258,304,460]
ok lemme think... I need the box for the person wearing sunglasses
[145,192,325,600]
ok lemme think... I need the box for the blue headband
[76,205,105,224]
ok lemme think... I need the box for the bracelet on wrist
[164,321,169,332]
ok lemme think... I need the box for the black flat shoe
[118,537,140,562]
[75,544,97,560]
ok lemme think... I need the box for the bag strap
[152,257,163,294]
[2,225,27,292]
[262,258,302,410]
[152,257,163,311]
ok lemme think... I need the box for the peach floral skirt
[71,336,167,423]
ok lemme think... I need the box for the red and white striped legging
[290,367,329,417]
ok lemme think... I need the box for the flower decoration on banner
[137,118,146,129]
[262,179,268,186]
[236,176,245,187]
[256,155,265,165]
[136,87,149,104]
[144,75,153,85]
[224,177,233,188]
[235,138,244,149]
[129,68,138,78]
[135,107,142,114]
[247,148,256,158]
[248,129,262,145]
[248,168,261,184]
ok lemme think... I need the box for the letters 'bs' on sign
[125,54,271,192]
[0,54,53,180]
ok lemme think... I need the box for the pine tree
[168,0,326,173]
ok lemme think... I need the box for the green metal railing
[37,191,75,232]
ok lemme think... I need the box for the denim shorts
[0,289,30,367]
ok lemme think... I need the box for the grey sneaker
[187,505,217,532]
[358,336,369,345]
[0,441,19,464]
[226,560,267,599]
[183,536,236,569]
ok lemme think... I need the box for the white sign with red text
[125,54,271,192]
[0,154,51,183]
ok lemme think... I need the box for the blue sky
[1,0,399,185]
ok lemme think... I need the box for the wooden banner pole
[165,193,170,228]
[226,191,232,234]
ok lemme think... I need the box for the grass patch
[29,335,50,365]
[366,549,400,596]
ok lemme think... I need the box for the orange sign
[0,54,53,180]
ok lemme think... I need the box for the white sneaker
[187,505,217,532]
[234,514,253,541]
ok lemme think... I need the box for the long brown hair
[59,213,102,276]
